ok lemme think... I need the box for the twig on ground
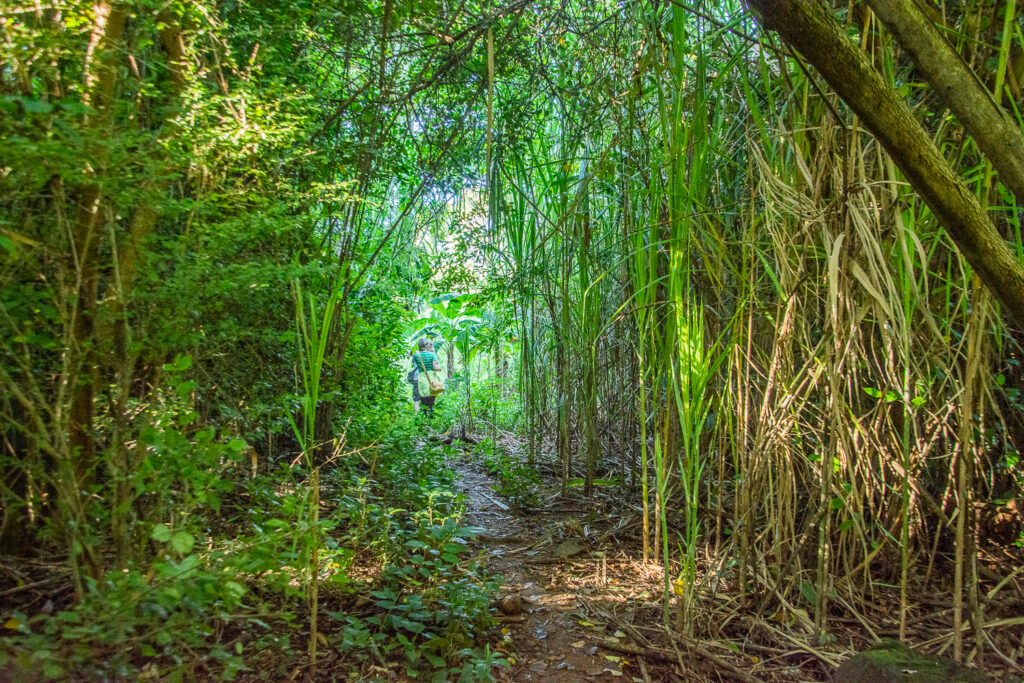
[920,616,1024,649]
[756,621,842,667]
[0,577,62,597]
[478,489,509,510]
[638,656,652,683]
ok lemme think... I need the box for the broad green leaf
[170,530,195,554]
[225,580,247,599]
[19,98,53,114]
[799,581,818,605]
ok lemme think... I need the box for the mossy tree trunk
[746,0,1024,323]
[864,0,1024,205]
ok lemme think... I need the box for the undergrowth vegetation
[2,420,506,681]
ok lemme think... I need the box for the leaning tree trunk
[745,0,1024,324]
[864,0,1024,206]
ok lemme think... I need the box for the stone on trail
[835,640,989,683]
[553,538,585,558]
[498,594,524,615]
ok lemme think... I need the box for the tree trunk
[864,0,1024,206]
[746,0,1024,323]
[70,1,128,489]
[110,11,190,566]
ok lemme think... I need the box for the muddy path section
[454,459,671,683]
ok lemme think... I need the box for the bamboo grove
[476,0,1024,660]
[2,0,1024,676]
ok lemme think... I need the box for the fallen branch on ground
[598,639,760,683]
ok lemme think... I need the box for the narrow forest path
[452,455,675,682]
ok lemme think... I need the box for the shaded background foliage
[0,0,502,574]
[2,0,519,678]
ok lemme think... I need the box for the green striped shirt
[411,351,436,372]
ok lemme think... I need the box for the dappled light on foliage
[2,0,1024,680]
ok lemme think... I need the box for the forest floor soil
[456,458,647,683]
[453,455,683,682]
[4,433,1019,682]
[451,445,1024,683]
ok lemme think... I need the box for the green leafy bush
[324,431,507,681]
[1,555,252,681]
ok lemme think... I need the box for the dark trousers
[420,395,436,417]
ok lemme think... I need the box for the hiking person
[411,337,444,417]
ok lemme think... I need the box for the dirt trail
[454,459,669,682]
